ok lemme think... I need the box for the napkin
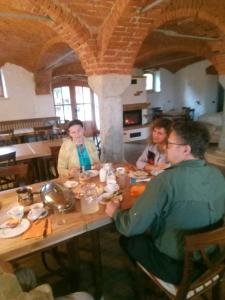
[130,185,146,197]
[22,218,52,240]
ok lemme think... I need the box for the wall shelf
[123,102,150,111]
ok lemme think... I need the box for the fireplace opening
[123,110,142,127]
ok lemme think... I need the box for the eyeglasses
[167,141,187,146]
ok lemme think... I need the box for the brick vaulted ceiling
[0,0,225,93]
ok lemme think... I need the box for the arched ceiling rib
[0,0,224,79]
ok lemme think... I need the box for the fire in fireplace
[123,110,142,127]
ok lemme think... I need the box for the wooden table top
[0,173,140,261]
[0,139,64,161]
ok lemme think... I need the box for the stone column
[88,74,131,162]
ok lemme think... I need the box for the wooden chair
[137,225,225,300]
[53,123,68,139]
[0,151,16,166]
[48,146,61,178]
[83,121,101,158]
[33,125,54,141]
[0,129,15,146]
[0,163,29,191]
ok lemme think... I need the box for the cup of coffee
[16,187,33,206]
[116,167,125,175]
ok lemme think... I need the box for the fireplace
[123,110,142,127]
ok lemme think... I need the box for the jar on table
[80,183,99,214]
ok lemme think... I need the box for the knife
[43,219,48,238]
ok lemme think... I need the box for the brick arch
[138,40,213,67]
[152,7,225,37]
[21,0,98,73]
[101,2,225,74]
[149,7,225,74]
[35,37,64,70]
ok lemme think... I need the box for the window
[53,86,72,123]
[144,70,161,92]
[52,85,100,127]
[0,69,8,98]
[75,86,92,121]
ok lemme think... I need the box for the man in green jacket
[106,121,225,284]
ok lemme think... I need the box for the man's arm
[108,175,169,237]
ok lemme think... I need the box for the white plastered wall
[147,60,218,120]
[0,63,55,121]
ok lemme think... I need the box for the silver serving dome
[40,182,75,213]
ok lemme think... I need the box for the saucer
[86,170,99,177]
[27,209,48,221]
[7,205,24,220]
[64,180,79,188]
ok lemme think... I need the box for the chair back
[0,151,16,166]
[0,129,15,146]
[137,224,225,300]
[83,121,99,138]
[176,225,225,300]
[49,146,61,178]
[0,163,29,191]
[33,125,53,141]
[83,121,101,157]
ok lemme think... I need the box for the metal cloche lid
[40,182,75,213]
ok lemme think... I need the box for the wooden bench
[0,117,60,131]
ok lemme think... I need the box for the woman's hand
[69,167,80,178]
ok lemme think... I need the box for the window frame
[144,70,161,93]
[0,68,8,98]
[52,82,99,126]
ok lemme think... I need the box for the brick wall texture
[4,0,225,93]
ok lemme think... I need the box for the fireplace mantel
[123,102,150,111]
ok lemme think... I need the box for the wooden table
[0,139,63,161]
[0,174,139,298]
[161,111,186,120]
[0,139,64,181]
[13,128,34,144]
[0,175,137,261]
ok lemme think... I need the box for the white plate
[86,170,99,177]
[0,219,30,238]
[128,170,149,179]
[29,202,44,209]
[64,180,79,188]
[99,194,123,205]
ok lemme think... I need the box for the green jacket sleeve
[113,175,170,236]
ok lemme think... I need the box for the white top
[136,144,167,170]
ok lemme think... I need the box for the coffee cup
[116,167,125,175]
[16,187,33,206]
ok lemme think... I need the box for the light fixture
[44,50,75,71]
[0,12,52,21]
[154,29,219,41]
[137,0,166,13]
